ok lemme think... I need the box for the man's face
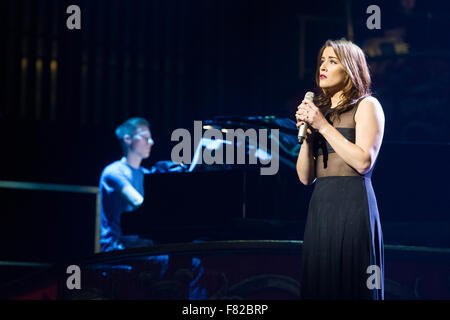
[129,126,154,159]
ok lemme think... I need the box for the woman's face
[319,46,347,90]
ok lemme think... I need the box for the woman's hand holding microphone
[295,99,329,144]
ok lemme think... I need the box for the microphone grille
[305,91,315,101]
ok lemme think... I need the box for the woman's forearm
[319,123,371,174]
[296,141,316,185]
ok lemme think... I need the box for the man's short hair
[115,117,150,154]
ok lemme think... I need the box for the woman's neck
[330,90,344,108]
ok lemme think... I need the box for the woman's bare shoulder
[355,96,384,122]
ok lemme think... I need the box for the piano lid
[152,115,301,174]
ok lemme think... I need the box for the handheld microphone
[298,91,315,144]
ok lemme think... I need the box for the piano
[121,115,312,243]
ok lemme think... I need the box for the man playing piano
[99,117,155,252]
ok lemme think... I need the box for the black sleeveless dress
[300,101,384,300]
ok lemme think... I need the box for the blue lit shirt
[99,157,150,247]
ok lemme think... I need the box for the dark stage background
[0,0,449,299]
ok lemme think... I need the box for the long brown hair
[315,39,371,122]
